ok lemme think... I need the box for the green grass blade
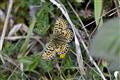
[19,18,36,57]
[94,0,103,27]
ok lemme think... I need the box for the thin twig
[0,0,13,63]
[67,1,89,38]
[4,36,41,40]
[90,6,120,37]
[8,67,18,80]
[113,0,120,17]
[78,33,107,80]
[108,10,118,17]
[4,36,44,47]
[85,6,120,28]
[70,49,100,75]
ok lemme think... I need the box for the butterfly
[41,17,73,60]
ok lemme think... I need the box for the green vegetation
[0,0,120,80]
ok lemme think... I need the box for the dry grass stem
[0,0,14,63]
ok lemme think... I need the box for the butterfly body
[41,17,73,60]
